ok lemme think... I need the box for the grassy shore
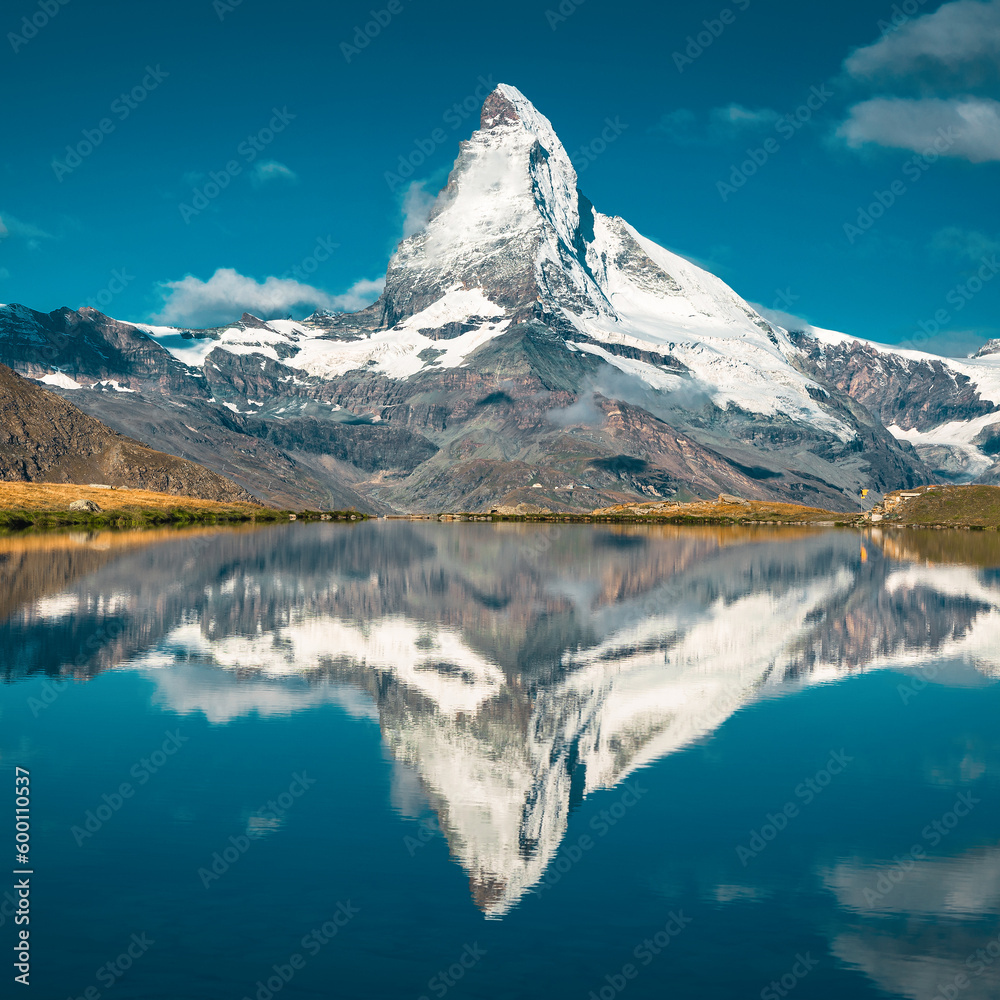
[869,485,1000,529]
[0,483,367,530]
[6,481,998,533]
[465,485,1000,529]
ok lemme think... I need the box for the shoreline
[3,483,998,533]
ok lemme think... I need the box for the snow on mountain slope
[134,85,853,443]
[289,287,511,380]
[811,325,1000,406]
[575,215,851,436]
[805,325,1000,480]
[379,84,853,436]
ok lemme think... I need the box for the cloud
[401,180,437,238]
[845,0,1000,90]
[649,105,779,144]
[709,104,781,130]
[151,268,384,327]
[0,212,54,250]
[837,96,1000,161]
[648,109,698,140]
[249,160,298,187]
[929,226,1000,261]
[546,366,711,429]
[750,304,813,332]
[838,1,1000,161]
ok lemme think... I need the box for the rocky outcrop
[792,333,998,432]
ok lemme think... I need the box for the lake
[2,521,999,1000]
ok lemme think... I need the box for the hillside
[0,364,258,503]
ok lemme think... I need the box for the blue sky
[1,0,998,353]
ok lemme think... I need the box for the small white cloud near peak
[710,104,781,129]
[400,180,438,239]
[0,212,54,247]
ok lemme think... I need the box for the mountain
[792,327,1000,483]
[0,362,257,503]
[0,84,965,512]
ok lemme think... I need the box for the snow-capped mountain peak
[1,84,943,511]
[379,83,590,326]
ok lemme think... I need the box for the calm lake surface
[2,521,999,1000]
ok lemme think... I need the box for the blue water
[2,522,998,999]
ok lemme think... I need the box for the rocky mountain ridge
[7,84,997,512]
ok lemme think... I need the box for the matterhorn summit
[379,83,595,325]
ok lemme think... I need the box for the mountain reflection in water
[4,521,998,927]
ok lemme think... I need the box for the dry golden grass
[591,497,845,523]
[0,481,265,514]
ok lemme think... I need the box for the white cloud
[400,180,437,238]
[837,0,1000,163]
[648,109,698,139]
[837,96,1000,161]
[929,226,1000,261]
[709,104,781,130]
[249,160,298,187]
[845,0,1000,87]
[649,105,779,144]
[0,212,54,249]
[838,1,1000,161]
[750,303,813,332]
[151,268,384,327]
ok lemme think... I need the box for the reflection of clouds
[245,815,283,839]
[713,884,770,904]
[135,616,505,718]
[829,928,1000,1000]
[927,740,989,787]
[143,662,378,725]
[824,848,1000,919]
[822,848,1000,1000]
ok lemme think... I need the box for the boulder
[68,498,102,512]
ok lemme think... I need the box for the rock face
[0,363,258,503]
[792,330,1000,483]
[0,84,957,512]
